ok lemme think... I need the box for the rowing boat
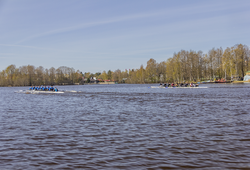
[16,90,64,94]
[29,90,64,94]
[150,86,208,88]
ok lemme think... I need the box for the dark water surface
[0,84,250,169]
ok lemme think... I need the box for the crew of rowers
[29,85,59,91]
[159,83,199,87]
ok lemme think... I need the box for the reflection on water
[0,84,250,169]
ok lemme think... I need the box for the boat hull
[30,90,64,94]
[16,90,64,94]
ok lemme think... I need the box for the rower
[50,85,54,91]
[54,87,58,92]
[42,86,46,91]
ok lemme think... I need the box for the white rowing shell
[20,90,64,94]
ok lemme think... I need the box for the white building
[244,71,250,81]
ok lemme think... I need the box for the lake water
[0,84,250,169]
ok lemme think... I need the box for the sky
[0,0,250,73]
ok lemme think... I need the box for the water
[0,84,250,169]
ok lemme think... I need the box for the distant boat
[214,79,231,83]
[201,79,231,83]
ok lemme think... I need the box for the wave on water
[2,84,250,169]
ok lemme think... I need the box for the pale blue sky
[0,0,249,73]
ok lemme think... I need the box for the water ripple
[0,84,250,169]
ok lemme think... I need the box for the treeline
[165,44,250,82]
[1,44,249,86]
[104,43,249,83]
[87,44,249,83]
[0,65,83,86]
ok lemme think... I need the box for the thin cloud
[0,43,73,52]
[15,11,166,44]
[14,1,248,44]
[0,43,50,50]
[69,47,175,59]
[0,53,15,55]
[70,11,244,49]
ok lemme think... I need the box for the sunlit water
[0,84,250,169]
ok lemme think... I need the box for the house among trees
[244,71,250,81]
[82,77,99,84]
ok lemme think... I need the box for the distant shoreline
[2,81,250,88]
